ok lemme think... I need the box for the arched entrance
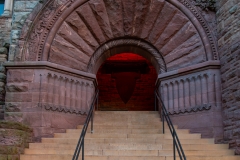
[97,53,157,111]
[4,0,223,140]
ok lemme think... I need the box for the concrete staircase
[20,111,239,160]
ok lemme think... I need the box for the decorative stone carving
[193,0,216,11]
[87,38,166,74]
[4,61,97,114]
[157,61,221,115]
[19,0,218,68]
[177,0,218,60]
[39,72,95,114]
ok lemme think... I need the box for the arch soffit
[87,38,166,74]
[20,0,218,69]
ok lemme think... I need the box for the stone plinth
[4,61,97,140]
[156,61,223,142]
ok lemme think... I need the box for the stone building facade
[0,0,239,154]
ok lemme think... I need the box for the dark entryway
[97,53,157,111]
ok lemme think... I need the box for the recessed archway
[97,53,157,111]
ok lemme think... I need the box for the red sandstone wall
[216,0,240,154]
[97,53,157,111]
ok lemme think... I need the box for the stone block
[6,83,29,92]
[0,47,7,55]
[7,69,34,83]
[5,92,32,102]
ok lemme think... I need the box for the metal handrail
[72,89,99,160]
[155,90,186,160]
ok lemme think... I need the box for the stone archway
[87,38,166,74]
[4,0,223,139]
[17,0,218,70]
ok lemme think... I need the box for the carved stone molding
[157,61,221,115]
[175,0,218,60]
[4,61,96,115]
[87,38,166,74]
[19,0,218,64]
[168,104,211,115]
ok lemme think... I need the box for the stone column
[2,0,13,16]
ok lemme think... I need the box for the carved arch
[18,0,218,74]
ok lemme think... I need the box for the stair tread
[20,111,238,160]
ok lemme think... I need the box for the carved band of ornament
[178,0,218,60]
[42,103,87,115]
[168,104,211,115]
[161,73,209,86]
[88,38,166,74]
[46,73,92,86]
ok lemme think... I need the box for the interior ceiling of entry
[46,0,206,73]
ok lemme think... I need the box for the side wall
[157,61,223,142]
[216,0,240,154]
[4,62,96,141]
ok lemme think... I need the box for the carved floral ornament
[20,0,218,64]
[193,0,216,11]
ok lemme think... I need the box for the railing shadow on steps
[155,90,186,160]
[72,89,99,160]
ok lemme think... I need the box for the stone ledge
[156,60,220,84]
[3,61,96,81]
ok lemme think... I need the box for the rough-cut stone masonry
[0,16,11,103]
[0,121,33,160]
[0,16,11,47]
[216,0,240,155]
[9,0,39,61]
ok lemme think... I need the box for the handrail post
[72,90,99,160]
[162,110,165,134]
[91,111,94,133]
[173,131,176,160]
[155,90,186,160]
[97,94,99,111]
[154,93,156,111]
[82,138,84,160]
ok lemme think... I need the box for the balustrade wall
[40,72,95,114]
[159,71,221,114]
[156,61,223,140]
[4,62,96,139]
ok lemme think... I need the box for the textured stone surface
[216,0,240,154]
[157,62,223,140]
[1,0,238,151]
[4,63,96,139]
[103,0,124,37]
[0,121,33,159]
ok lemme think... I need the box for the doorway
[97,53,157,111]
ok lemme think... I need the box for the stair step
[41,137,215,144]
[20,111,238,160]
[77,124,177,129]
[29,143,229,150]
[24,148,234,156]
[20,155,240,160]
[67,128,189,134]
